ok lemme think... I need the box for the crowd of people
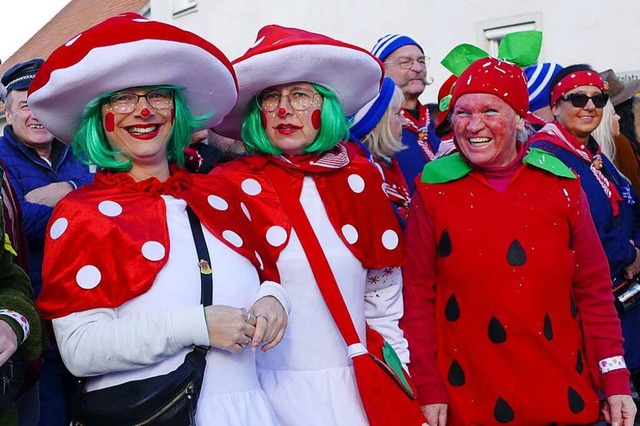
[0,11,639,426]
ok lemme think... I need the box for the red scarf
[532,121,622,215]
[402,104,436,161]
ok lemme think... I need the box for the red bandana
[550,70,604,106]
[402,104,436,161]
[38,166,278,319]
[532,122,622,216]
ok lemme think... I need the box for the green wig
[72,85,210,171]
[240,83,350,155]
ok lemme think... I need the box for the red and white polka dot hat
[28,12,238,144]
[215,25,384,140]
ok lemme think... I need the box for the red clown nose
[140,108,151,118]
[278,107,287,116]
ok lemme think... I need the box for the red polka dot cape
[210,144,404,270]
[37,167,277,320]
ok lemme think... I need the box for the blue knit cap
[523,62,563,112]
[349,77,397,140]
[371,34,423,62]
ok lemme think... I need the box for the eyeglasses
[257,89,320,112]
[108,89,174,114]
[384,56,430,70]
[560,92,609,109]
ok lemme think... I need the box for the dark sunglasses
[560,92,609,108]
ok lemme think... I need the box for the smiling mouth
[124,124,161,140]
[28,124,45,130]
[469,137,492,147]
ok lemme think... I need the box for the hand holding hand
[0,320,19,367]
[249,296,287,352]
[25,182,73,207]
[204,305,255,353]
[421,403,447,426]
[602,394,637,426]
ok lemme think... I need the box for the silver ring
[255,314,268,322]
[240,339,250,347]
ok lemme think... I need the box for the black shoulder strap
[186,206,212,307]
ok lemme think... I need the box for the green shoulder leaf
[421,153,473,184]
[523,147,576,179]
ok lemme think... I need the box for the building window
[478,13,542,57]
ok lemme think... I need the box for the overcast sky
[1,0,70,63]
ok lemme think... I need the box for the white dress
[257,177,408,426]
[53,196,280,425]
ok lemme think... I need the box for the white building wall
[150,0,640,104]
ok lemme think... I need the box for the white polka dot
[382,230,399,250]
[587,72,592,76]
[222,230,243,248]
[76,265,101,289]
[570,74,576,78]
[50,218,68,239]
[133,18,150,22]
[266,226,287,247]
[65,34,81,46]
[207,195,228,211]
[348,174,366,193]
[241,202,252,220]
[241,179,262,196]
[142,241,165,261]
[98,200,122,217]
[255,251,264,270]
[342,224,359,244]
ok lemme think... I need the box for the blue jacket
[0,126,93,294]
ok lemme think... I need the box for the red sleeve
[400,188,448,405]
[572,187,631,396]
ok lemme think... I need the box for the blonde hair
[360,85,406,159]
[592,100,617,161]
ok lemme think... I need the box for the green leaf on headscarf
[440,44,489,76]
[497,30,542,67]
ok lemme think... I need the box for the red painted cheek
[171,108,175,123]
[311,109,321,130]
[260,112,268,129]
[104,112,115,132]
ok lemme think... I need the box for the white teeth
[28,125,44,129]
[128,126,157,134]
[469,137,491,144]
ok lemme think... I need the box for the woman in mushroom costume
[213,26,422,425]
[28,13,288,424]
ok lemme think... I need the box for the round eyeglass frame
[108,89,174,114]
[256,90,321,112]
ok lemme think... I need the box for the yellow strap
[4,233,17,256]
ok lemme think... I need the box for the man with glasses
[372,34,440,192]
[0,58,92,426]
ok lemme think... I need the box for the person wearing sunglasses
[531,64,640,395]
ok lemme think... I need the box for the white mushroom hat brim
[28,13,238,144]
[215,25,384,140]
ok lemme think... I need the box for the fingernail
[252,343,258,352]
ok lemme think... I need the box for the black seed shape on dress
[438,229,452,257]
[506,239,527,266]
[570,296,578,318]
[447,360,465,387]
[568,387,585,414]
[445,294,460,321]
[543,312,553,341]
[488,316,507,343]
[494,397,515,423]
[576,351,583,374]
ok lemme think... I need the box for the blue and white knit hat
[371,34,423,62]
[523,62,563,112]
[349,77,397,140]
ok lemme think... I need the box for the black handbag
[612,275,640,314]
[0,349,26,411]
[71,207,212,425]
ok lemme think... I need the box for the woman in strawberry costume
[402,55,636,425]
